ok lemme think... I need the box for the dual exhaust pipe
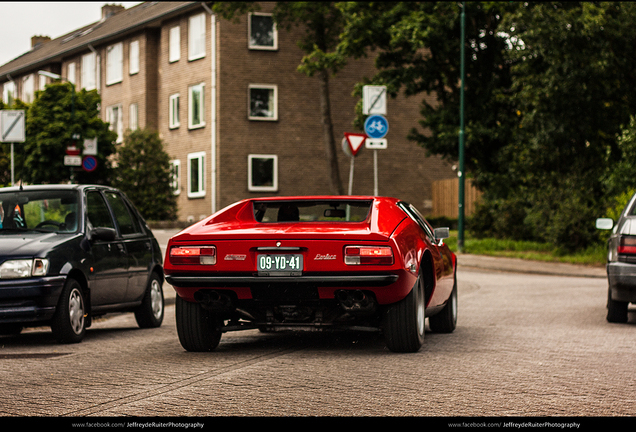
[335,289,376,315]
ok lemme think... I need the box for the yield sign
[343,132,367,157]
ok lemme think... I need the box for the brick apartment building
[0,2,456,223]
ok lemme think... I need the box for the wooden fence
[431,178,482,218]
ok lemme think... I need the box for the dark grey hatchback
[0,184,164,343]
[597,192,636,323]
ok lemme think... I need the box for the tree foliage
[111,129,177,221]
[16,82,116,185]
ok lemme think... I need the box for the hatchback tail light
[344,246,394,265]
[618,236,636,255]
[170,246,216,265]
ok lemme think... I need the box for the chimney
[102,4,125,20]
[31,35,51,48]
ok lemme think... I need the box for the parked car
[164,196,457,353]
[597,191,636,323]
[0,184,165,343]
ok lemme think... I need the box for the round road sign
[82,155,98,172]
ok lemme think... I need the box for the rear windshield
[0,190,79,233]
[253,200,372,223]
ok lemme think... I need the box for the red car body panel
[165,196,456,311]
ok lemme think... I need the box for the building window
[129,40,139,75]
[170,160,181,195]
[106,104,123,143]
[169,94,180,129]
[39,74,47,92]
[187,152,205,198]
[249,13,277,50]
[22,74,34,103]
[2,81,15,105]
[248,84,277,121]
[82,51,96,90]
[248,154,278,192]
[106,42,123,85]
[188,13,206,61]
[129,103,138,131]
[67,62,76,85]
[169,26,180,63]
[188,83,205,129]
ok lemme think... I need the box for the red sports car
[164,196,457,353]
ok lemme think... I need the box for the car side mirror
[434,227,450,241]
[90,227,116,242]
[596,218,614,230]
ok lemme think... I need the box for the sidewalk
[457,253,606,279]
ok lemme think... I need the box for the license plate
[257,254,303,276]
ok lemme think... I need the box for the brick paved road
[0,267,634,420]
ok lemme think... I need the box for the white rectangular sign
[363,85,387,115]
[365,138,387,150]
[64,155,82,166]
[83,137,98,155]
[0,110,26,142]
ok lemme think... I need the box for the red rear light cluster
[618,236,636,255]
[170,246,216,265]
[344,246,394,265]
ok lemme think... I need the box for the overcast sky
[0,2,141,66]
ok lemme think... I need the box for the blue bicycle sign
[364,115,389,139]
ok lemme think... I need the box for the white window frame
[170,159,181,195]
[169,93,180,129]
[169,26,180,63]
[106,103,124,143]
[67,62,76,85]
[129,40,139,75]
[187,151,206,198]
[22,74,34,103]
[129,103,138,131]
[248,154,278,192]
[81,51,96,90]
[188,83,205,129]
[2,80,15,105]
[188,13,206,61]
[106,42,123,85]
[248,84,278,121]
[248,12,278,50]
[39,74,47,91]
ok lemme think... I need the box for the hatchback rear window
[253,200,372,223]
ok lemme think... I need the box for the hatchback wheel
[51,278,86,343]
[607,290,628,323]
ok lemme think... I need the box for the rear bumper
[0,276,66,324]
[607,262,636,303]
[166,272,408,305]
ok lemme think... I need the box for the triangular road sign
[344,132,367,157]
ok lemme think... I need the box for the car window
[398,201,436,242]
[0,190,78,233]
[104,192,141,236]
[87,191,115,229]
[253,200,372,223]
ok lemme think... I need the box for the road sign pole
[373,150,379,196]
[348,157,355,195]
[11,143,14,186]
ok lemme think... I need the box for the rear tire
[429,276,458,333]
[176,295,222,352]
[51,278,86,344]
[607,290,628,323]
[135,273,164,328]
[384,272,425,353]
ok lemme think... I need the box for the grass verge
[443,231,607,267]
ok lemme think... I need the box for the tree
[18,82,116,185]
[111,129,177,221]
[213,2,348,194]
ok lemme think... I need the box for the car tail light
[344,246,394,265]
[170,246,216,265]
[618,236,636,255]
